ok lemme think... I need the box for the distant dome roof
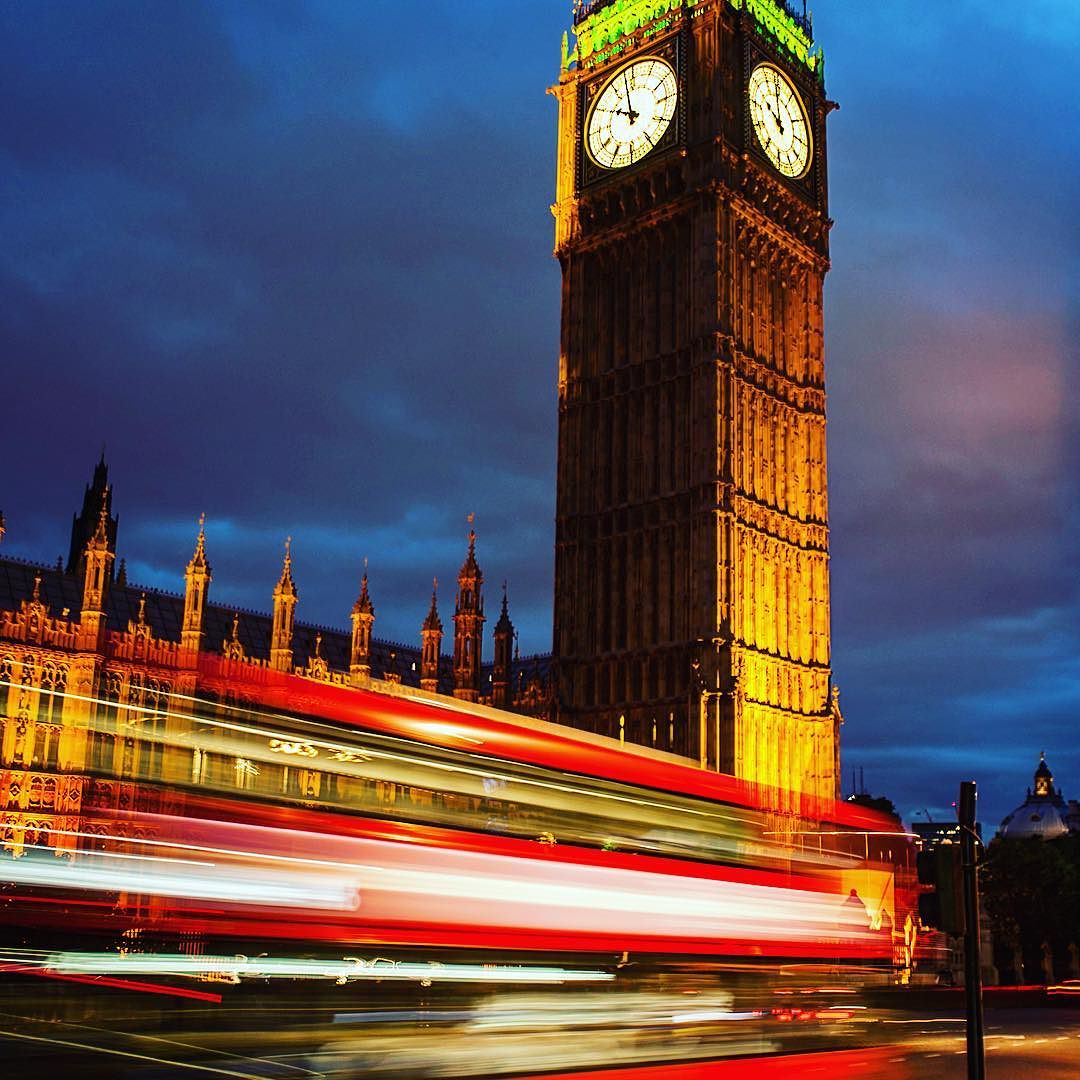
[999,752,1073,840]
[1000,800,1069,839]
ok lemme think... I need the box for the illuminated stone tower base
[551,0,839,804]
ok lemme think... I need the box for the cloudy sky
[2,1,1077,829]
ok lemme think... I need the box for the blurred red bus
[0,665,918,1075]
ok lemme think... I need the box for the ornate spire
[420,578,444,694]
[188,513,209,572]
[92,488,110,544]
[80,483,115,638]
[455,514,483,605]
[495,580,513,634]
[453,519,484,702]
[459,512,481,578]
[423,578,443,632]
[68,456,117,575]
[181,513,212,656]
[492,581,514,709]
[276,536,297,596]
[270,536,298,672]
[353,560,374,617]
[349,558,375,683]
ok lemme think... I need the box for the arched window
[90,671,123,773]
[135,677,170,780]
[20,654,36,693]
[100,671,122,725]
[0,655,14,716]
[37,662,66,724]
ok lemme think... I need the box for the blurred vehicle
[0,663,918,1074]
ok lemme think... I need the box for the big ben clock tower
[551,0,839,804]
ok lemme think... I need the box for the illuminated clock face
[586,57,678,170]
[747,62,813,179]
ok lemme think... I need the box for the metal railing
[572,0,609,24]
[778,0,813,37]
[573,0,813,38]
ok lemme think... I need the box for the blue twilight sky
[1,2,1077,831]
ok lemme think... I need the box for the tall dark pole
[959,780,985,1080]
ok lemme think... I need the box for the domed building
[999,753,1080,839]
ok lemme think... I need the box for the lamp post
[959,781,985,1080]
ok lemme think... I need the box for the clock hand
[767,71,786,131]
[621,71,639,124]
[768,104,785,138]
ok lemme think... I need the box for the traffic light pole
[959,780,985,1080]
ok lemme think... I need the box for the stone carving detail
[223,614,247,662]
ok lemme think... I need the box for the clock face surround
[747,62,812,179]
[585,56,678,171]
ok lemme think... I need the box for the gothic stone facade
[551,0,840,803]
[0,461,550,858]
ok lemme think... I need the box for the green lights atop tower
[564,0,821,78]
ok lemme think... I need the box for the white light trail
[2,853,359,911]
[11,816,869,945]
[28,952,613,985]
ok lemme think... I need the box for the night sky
[2,2,1077,831]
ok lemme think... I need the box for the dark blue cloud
[1,0,562,655]
[820,0,1080,827]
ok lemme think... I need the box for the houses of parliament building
[1,0,845,858]
[0,457,552,856]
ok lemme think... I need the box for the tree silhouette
[980,833,1080,984]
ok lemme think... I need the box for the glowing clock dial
[747,62,813,179]
[586,57,678,170]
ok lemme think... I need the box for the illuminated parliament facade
[0,0,844,858]
[0,459,549,855]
